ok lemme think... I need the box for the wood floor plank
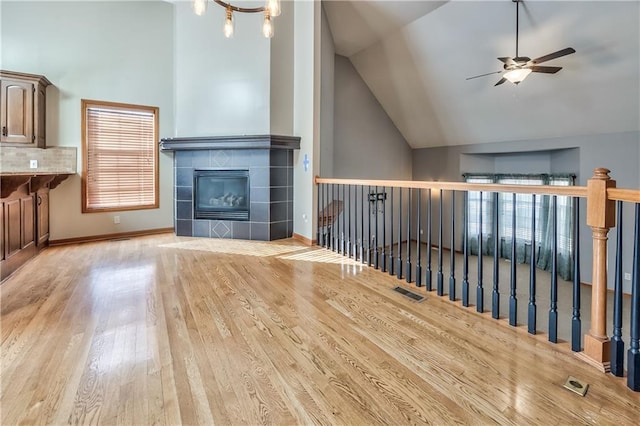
[1,234,639,425]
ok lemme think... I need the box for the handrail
[607,188,640,203]
[315,176,588,198]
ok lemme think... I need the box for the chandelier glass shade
[193,0,281,39]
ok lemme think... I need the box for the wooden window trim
[81,99,159,213]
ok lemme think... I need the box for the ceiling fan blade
[531,47,576,64]
[530,65,562,74]
[494,77,507,86]
[466,70,503,80]
[498,57,516,66]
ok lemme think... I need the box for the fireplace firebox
[194,169,249,221]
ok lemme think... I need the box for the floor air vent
[392,286,425,302]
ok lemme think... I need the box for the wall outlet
[420,229,424,234]
[113,216,120,224]
[29,159,38,169]
[624,272,632,281]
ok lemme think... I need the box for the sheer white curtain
[464,173,575,280]
[466,175,494,255]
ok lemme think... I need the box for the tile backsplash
[0,147,77,174]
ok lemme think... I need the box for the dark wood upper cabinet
[0,70,51,148]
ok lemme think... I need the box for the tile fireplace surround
[160,135,300,241]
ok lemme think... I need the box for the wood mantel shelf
[159,134,301,151]
[0,172,72,198]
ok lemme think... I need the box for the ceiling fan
[467,0,576,86]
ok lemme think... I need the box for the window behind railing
[463,173,575,280]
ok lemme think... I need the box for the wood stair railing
[315,168,640,392]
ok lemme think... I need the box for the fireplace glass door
[194,170,250,220]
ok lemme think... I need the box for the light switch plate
[30,159,38,169]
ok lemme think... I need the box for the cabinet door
[37,190,49,246]
[6,198,22,258]
[0,201,4,262]
[21,194,35,250]
[1,79,34,144]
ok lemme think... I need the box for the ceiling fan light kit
[504,68,532,85]
[467,0,576,86]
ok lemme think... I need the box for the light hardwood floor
[1,234,638,425]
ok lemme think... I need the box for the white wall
[333,55,412,180]
[1,1,175,240]
[329,54,413,252]
[292,0,320,241]
[319,4,335,177]
[174,1,270,136]
[270,0,295,135]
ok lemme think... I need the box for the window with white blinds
[82,100,159,212]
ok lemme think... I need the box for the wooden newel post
[581,168,616,372]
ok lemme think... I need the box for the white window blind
[82,100,158,212]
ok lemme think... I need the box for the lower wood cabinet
[36,189,49,246]
[1,183,47,281]
[22,193,36,250]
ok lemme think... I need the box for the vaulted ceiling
[324,0,640,149]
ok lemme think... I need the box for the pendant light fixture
[193,0,281,39]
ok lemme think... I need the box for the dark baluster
[437,189,444,296]
[509,192,517,326]
[346,185,351,258]
[549,195,558,343]
[316,182,320,245]
[325,183,329,249]
[360,185,365,263]
[325,183,330,248]
[611,200,624,374]
[328,183,332,249]
[627,203,640,391]
[397,187,403,279]
[462,191,469,307]
[321,183,325,247]
[528,194,537,334]
[416,189,423,287]
[389,187,395,275]
[330,184,335,251]
[341,184,345,255]
[354,185,359,258]
[382,186,387,272]
[477,191,484,313]
[426,189,433,291]
[406,188,412,283]
[449,191,456,301]
[367,185,372,266]
[571,197,581,352]
[492,192,500,319]
[374,186,380,269]
[336,183,340,252]
[338,184,345,255]
[352,185,357,255]
[336,184,340,253]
